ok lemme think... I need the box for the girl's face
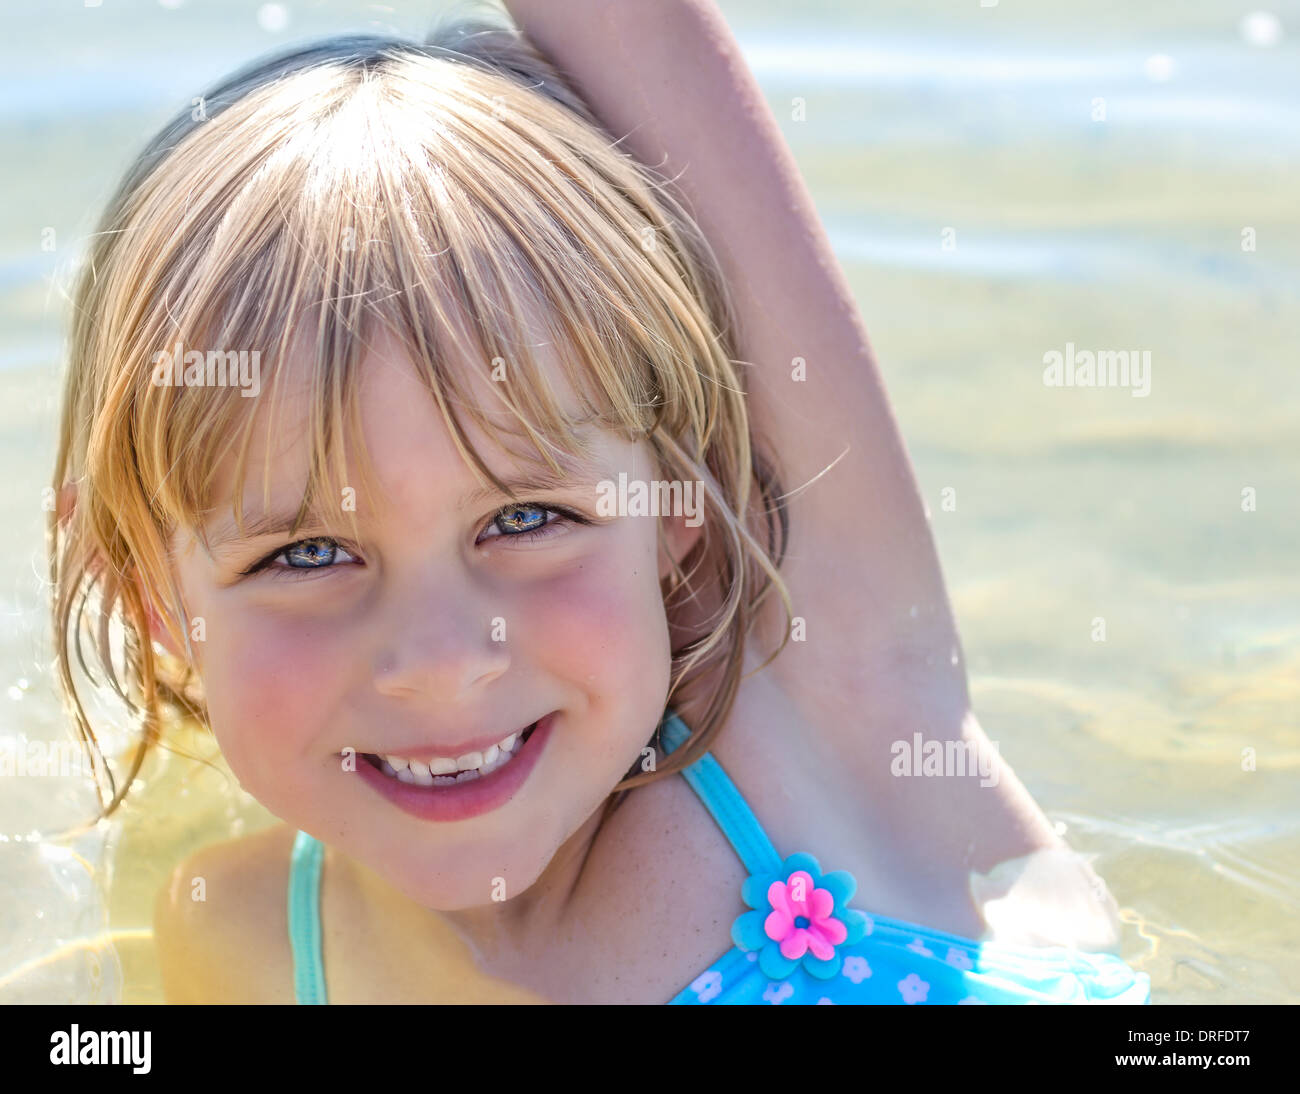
[162,327,699,910]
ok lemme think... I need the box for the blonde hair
[49,10,793,831]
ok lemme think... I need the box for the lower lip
[354,713,555,823]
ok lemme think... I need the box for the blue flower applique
[730,852,869,980]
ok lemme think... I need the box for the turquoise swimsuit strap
[658,709,784,877]
[288,828,327,1004]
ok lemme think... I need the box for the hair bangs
[142,48,697,559]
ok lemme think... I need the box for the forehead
[199,316,628,533]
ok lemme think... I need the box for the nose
[371,572,511,702]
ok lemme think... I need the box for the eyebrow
[202,465,599,553]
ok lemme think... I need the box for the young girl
[50,0,1149,1004]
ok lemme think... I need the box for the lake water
[0,0,1296,1004]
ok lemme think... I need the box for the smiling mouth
[360,722,540,787]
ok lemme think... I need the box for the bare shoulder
[153,822,299,1004]
[678,652,1124,949]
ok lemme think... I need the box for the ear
[55,482,78,527]
[657,507,706,585]
[132,548,187,663]
[59,480,187,659]
[141,587,185,660]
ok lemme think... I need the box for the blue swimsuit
[288,709,1151,1004]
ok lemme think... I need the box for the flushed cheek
[200,615,350,802]
[520,545,671,719]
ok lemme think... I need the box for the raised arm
[498,0,963,675]
[495,0,1086,934]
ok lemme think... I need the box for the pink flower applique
[763,870,849,961]
[732,853,869,980]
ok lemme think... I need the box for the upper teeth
[379,729,524,786]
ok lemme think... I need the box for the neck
[340,798,610,986]
[441,804,608,964]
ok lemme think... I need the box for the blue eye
[239,502,586,580]
[284,539,344,568]
[476,502,585,545]
[494,504,547,535]
[240,537,358,580]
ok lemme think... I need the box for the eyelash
[237,502,586,581]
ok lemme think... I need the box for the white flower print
[763,981,794,1005]
[898,972,930,1004]
[841,955,872,984]
[945,947,973,971]
[690,970,723,1003]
